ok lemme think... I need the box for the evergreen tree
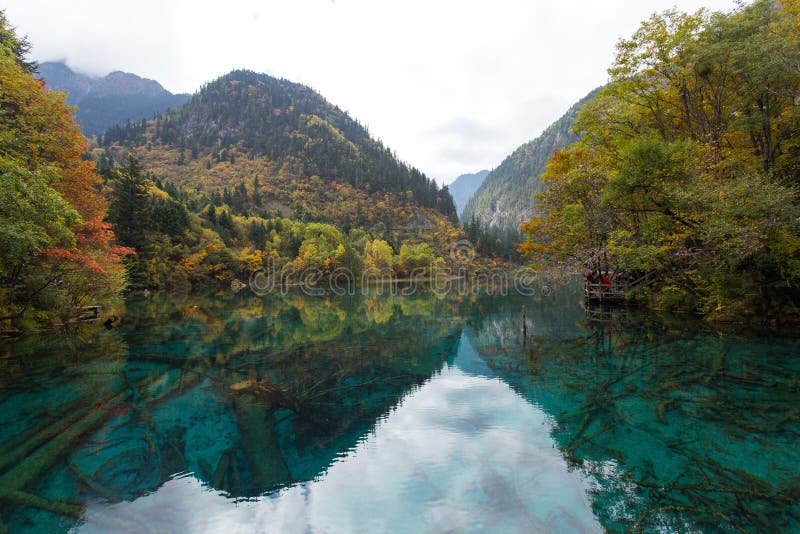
[107,156,152,249]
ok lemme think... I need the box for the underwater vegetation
[0,286,797,532]
[0,290,465,531]
[467,303,800,532]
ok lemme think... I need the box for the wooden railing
[74,305,101,321]
[584,270,658,303]
[584,282,627,303]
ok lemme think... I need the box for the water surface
[0,286,798,532]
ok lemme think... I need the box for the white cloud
[5,0,737,183]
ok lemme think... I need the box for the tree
[519,147,612,266]
[0,161,79,318]
[0,11,35,73]
[364,239,394,272]
[247,220,268,249]
[106,156,152,249]
[397,243,435,276]
[521,0,800,319]
[0,14,127,326]
[149,198,190,238]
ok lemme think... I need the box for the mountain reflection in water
[79,336,601,533]
[0,285,797,533]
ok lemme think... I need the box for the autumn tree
[521,0,800,319]
[0,11,128,327]
[364,239,395,273]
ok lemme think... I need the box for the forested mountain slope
[99,69,456,223]
[89,69,463,291]
[462,88,600,233]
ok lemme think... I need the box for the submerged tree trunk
[232,396,291,494]
[0,387,130,492]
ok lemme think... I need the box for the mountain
[462,88,601,234]
[99,69,457,223]
[37,61,191,137]
[448,170,488,220]
[93,69,463,291]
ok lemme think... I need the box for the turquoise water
[0,286,798,532]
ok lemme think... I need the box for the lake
[0,283,798,532]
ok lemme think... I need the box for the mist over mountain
[38,61,190,136]
[448,170,488,220]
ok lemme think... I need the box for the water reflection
[465,301,800,532]
[0,286,798,533]
[1,289,468,532]
[78,334,601,534]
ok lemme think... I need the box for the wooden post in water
[522,305,527,344]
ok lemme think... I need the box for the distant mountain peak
[449,170,489,220]
[37,60,190,137]
[92,70,169,98]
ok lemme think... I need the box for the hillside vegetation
[91,70,464,291]
[98,154,462,291]
[521,0,800,322]
[99,70,456,221]
[0,16,128,330]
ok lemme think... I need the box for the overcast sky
[6,0,736,184]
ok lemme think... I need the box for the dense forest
[520,0,800,322]
[89,70,468,293]
[98,154,459,292]
[99,70,456,220]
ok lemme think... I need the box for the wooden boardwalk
[584,282,627,303]
[74,305,101,321]
[584,271,656,304]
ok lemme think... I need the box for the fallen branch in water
[67,461,123,503]
[0,392,110,475]
[0,387,129,491]
[634,479,796,504]
[213,449,233,489]
[631,504,748,534]
[0,373,167,494]
[0,489,83,519]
